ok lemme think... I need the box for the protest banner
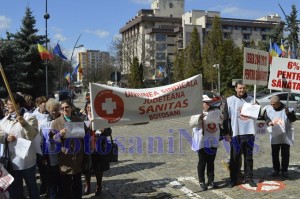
[90,75,203,129]
[268,57,300,93]
[243,47,269,86]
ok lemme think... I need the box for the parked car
[203,91,222,102]
[256,92,300,119]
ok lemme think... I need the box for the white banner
[90,75,203,129]
[268,57,300,93]
[243,47,269,85]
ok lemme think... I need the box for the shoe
[95,186,102,196]
[83,185,91,195]
[281,171,289,178]
[238,171,244,178]
[227,181,236,188]
[245,179,257,187]
[221,160,230,172]
[207,181,218,189]
[200,182,208,191]
[271,171,280,177]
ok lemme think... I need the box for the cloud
[130,0,152,4]
[0,16,11,30]
[54,33,67,42]
[211,5,271,19]
[84,29,109,38]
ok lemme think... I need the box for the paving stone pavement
[41,94,300,198]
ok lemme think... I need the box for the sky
[0,0,299,59]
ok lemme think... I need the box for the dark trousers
[37,154,48,194]
[61,173,82,199]
[10,165,39,199]
[271,144,290,172]
[229,135,255,182]
[197,147,217,183]
[48,165,62,199]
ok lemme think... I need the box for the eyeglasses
[61,106,70,110]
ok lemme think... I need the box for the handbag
[96,134,118,162]
[108,135,118,162]
[0,139,13,175]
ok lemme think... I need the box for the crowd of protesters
[0,92,111,199]
[190,80,297,191]
[0,80,297,198]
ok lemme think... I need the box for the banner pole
[0,62,20,116]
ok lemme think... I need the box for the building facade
[78,50,110,86]
[120,0,282,80]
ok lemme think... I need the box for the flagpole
[0,63,19,116]
[69,34,84,90]
[44,0,50,96]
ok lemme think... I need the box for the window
[292,93,300,101]
[156,33,166,41]
[223,33,231,39]
[262,35,267,41]
[156,43,166,51]
[169,3,173,8]
[156,52,166,60]
[277,93,288,101]
[243,34,250,40]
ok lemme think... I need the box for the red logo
[94,90,124,123]
[206,123,217,133]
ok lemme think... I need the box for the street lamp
[69,34,84,89]
[44,0,50,96]
[213,64,220,95]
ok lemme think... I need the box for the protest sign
[243,47,269,86]
[268,57,300,92]
[90,75,203,129]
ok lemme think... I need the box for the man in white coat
[265,95,296,178]
[223,80,257,188]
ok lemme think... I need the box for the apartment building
[78,50,110,85]
[120,0,282,79]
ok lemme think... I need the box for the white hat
[203,95,212,102]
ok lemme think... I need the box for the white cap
[203,95,212,102]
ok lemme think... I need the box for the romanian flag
[37,43,53,60]
[269,40,282,65]
[64,72,70,82]
[156,66,165,78]
[280,39,285,57]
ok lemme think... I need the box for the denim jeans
[10,165,40,199]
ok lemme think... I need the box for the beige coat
[51,115,85,175]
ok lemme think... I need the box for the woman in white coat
[0,93,39,199]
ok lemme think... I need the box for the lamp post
[44,0,50,96]
[213,64,220,95]
[69,34,83,89]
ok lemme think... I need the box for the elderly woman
[51,100,86,199]
[0,93,39,199]
[40,98,62,199]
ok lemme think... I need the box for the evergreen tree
[222,39,243,96]
[269,23,284,44]
[202,16,224,90]
[184,27,202,78]
[285,4,299,56]
[0,7,61,97]
[172,50,185,82]
[129,57,142,88]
